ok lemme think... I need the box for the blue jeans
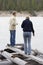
[10,30,16,46]
[23,32,31,54]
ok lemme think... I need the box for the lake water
[0,16,43,53]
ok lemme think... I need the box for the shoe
[25,52,27,55]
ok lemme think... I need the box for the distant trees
[0,0,17,10]
[32,0,43,11]
[0,0,43,11]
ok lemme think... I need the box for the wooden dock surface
[0,44,43,65]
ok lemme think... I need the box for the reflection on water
[0,16,43,53]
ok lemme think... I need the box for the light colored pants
[23,32,31,54]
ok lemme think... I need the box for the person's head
[12,11,16,16]
[26,16,29,20]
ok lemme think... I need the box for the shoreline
[0,11,43,16]
[0,11,32,17]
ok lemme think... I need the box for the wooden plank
[0,52,13,65]
[2,51,27,65]
[5,46,43,64]
[29,55,43,64]
[6,46,30,57]
[15,44,24,46]
[32,49,43,55]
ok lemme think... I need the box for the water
[0,16,43,53]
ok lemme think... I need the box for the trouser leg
[28,33,31,54]
[23,32,27,54]
[10,30,16,46]
[13,30,16,46]
[10,30,13,45]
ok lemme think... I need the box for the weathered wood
[0,53,13,65]
[1,45,43,65]
[6,46,43,64]
[6,46,30,57]
[32,49,43,55]
[2,51,27,65]
[29,55,43,64]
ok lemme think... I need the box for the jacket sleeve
[31,22,34,35]
[21,21,24,28]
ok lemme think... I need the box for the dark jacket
[21,18,34,35]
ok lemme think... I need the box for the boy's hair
[12,12,16,16]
